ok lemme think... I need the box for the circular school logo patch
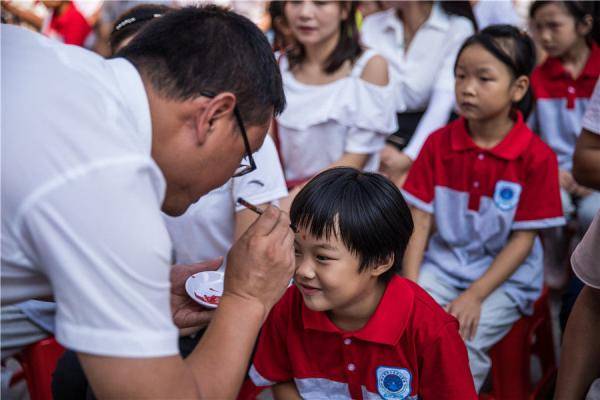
[376,366,412,399]
[493,180,522,211]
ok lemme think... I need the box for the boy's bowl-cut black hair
[116,5,286,126]
[290,167,414,283]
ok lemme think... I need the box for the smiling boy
[243,168,476,400]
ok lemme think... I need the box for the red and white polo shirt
[246,276,476,399]
[530,44,600,171]
[402,113,565,314]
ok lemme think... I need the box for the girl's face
[531,2,588,58]
[455,44,527,122]
[284,1,348,47]
[293,228,382,316]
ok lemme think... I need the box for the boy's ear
[371,255,395,278]
[511,75,529,103]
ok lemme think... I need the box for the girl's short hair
[454,24,537,118]
[529,1,599,45]
[286,1,362,74]
[290,168,414,283]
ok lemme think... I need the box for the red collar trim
[301,276,413,345]
[541,43,600,80]
[450,112,532,160]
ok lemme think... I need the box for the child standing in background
[244,168,476,400]
[401,25,565,392]
[529,0,600,287]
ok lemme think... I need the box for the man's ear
[191,92,237,144]
[371,255,395,278]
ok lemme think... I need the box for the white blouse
[361,4,474,159]
[276,50,398,181]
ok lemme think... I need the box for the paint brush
[237,197,298,233]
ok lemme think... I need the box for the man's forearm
[555,286,600,400]
[186,294,266,399]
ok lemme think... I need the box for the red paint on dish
[195,292,220,305]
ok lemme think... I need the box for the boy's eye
[316,254,331,262]
[479,77,493,82]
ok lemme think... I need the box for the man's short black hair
[117,5,286,125]
[290,168,414,282]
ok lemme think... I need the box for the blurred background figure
[528,1,599,296]
[275,1,397,210]
[2,0,92,46]
[471,0,523,29]
[361,1,477,187]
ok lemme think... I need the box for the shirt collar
[301,276,413,346]
[106,57,153,153]
[382,3,449,45]
[423,2,450,31]
[450,111,532,160]
[543,43,600,80]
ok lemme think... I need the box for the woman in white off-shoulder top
[276,0,398,210]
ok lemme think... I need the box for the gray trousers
[418,268,521,392]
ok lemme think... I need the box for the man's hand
[446,290,483,341]
[379,144,412,187]
[170,258,222,329]
[224,205,295,321]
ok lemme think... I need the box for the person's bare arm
[573,129,600,190]
[447,230,536,340]
[79,206,295,399]
[402,206,433,282]
[555,285,600,400]
[273,381,302,400]
[1,2,44,29]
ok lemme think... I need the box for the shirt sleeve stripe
[401,190,434,214]
[512,217,566,230]
[249,364,276,387]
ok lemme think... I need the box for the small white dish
[185,270,224,309]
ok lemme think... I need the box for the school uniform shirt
[42,2,91,46]
[247,276,477,400]
[2,26,178,357]
[276,50,398,182]
[530,44,600,171]
[360,4,474,159]
[402,113,565,315]
[163,135,287,265]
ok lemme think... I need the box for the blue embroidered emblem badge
[376,366,412,399]
[493,180,522,211]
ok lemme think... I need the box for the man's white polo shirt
[1,26,179,357]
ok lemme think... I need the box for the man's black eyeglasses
[201,91,257,177]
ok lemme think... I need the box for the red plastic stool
[15,337,65,400]
[480,289,556,400]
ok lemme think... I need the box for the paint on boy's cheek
[302,234,306,240]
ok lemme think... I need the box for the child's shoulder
[392,277,459,343]
[419,121,456,153]
[521,126,559,166]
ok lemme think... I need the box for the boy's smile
[293,229,387,331]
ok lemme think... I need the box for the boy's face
[293,228,380,315]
